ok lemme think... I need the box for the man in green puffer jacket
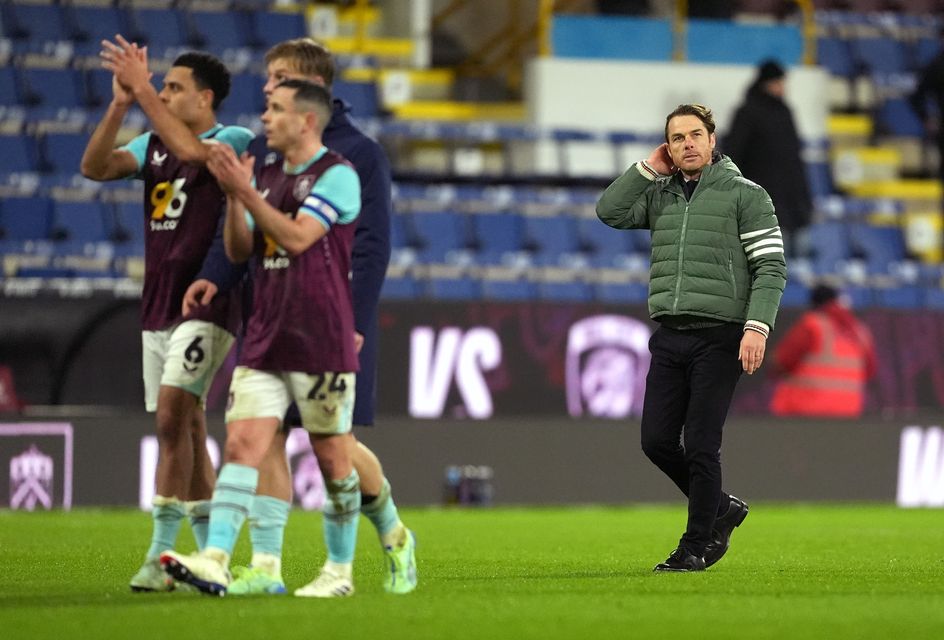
[597,103,787,573]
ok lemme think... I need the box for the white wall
[525,58,829,175]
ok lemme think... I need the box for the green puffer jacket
[596,155,786,328]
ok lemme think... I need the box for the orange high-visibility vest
[770,311,868,417]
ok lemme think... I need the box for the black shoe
[703,495,749,568]
[653,547,706,572]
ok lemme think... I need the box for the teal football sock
[323,470,361,564]
[360,478,403,541]
[187,500,211,550]
[145,496,186,560]
[249,495,291,559]
[206,463,258,554]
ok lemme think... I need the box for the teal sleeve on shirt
[119,132,152,177]
[298,164,361,230]
[214,126,255,155]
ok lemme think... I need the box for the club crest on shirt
[293,176,315,201]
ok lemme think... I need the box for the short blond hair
[264,38,335,88]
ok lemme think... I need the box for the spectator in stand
[770,284,877,418]
[724,60,812,257]
[909,37,944,203]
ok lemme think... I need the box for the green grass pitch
[2,505,943,639]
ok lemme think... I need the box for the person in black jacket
[724,60,812,257]
[910,42,944,201]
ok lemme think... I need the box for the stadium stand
[0,1,942,306]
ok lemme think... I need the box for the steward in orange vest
[770,285,876,417]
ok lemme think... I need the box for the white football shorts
[225,366,355,435]
[141,320,235,412]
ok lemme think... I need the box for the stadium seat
[0,196,54,240]
[779,280,811,307]
[0,134,42,173]
[189,10,254,52]
[848,224,906,272]
[0,66,23,106]
[426,275,482,300]
[333,79,381,119]
[806,221,851,274]
[875,98,925,138]
[874,285,923,309]
[410,210,469,263]
[817,37,855,78]
[127,8,189,49]
[225,71,265,116]
[595,282,648,304]
[66,5,128,56]
[83,68,116,109]
[578,216,633,257]
[523,214,581,259]
[41,132,89,176]
[914,37,942,68]
[538,280,593,302]
[20,68,85,109]
[114,202,145,246]
[52,201,109,243]
[380,271,420,299]
[250,9,307,51]
[471,212,526,259]
[480,278,536,300]
[1,2,66,43]
[851,37,908,75]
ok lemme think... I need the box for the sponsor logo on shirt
[149,178,187,231]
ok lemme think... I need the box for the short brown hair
[264,38,336,88]
[664,104,716,141]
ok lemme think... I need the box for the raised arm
[596,143,673,230]
[101,35,210,165]
[80,71,139,181]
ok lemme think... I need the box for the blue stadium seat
[806,221,851,274]
[21,68,85,109]
[42,133,89,176]
[189,10,253,52]
[127,8,188,48]
[224,72,265,116]
[381,272,420,299]
[538,280,593,302]
[806,162,833,198]
[2,2,66,42]
[0,196,54,240]
[523,214,580,259]
[83,68,115,109]
[578,216,632,257]
[471,212,525,259]
[875,98,925,138]
[626,229,651,253]
[52,201,109,243]
[114,202,145,246]
[817,37,855,78]
[851,37,908,75]
[67,6,128,56]
[0,134,42,173]
[390,212,411,249]
[480,278,536,300]
[595,282,648,304]
[874,286,923,309]
[914,38,942,68]
[426,275,482,300]
[251,10,307,50]
[849,224,906,273]
[779,280,811,307]
[0,66,23,106]
[411,210,468,262]
[333,79,380,118]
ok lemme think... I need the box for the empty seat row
[0,3,306,56]
[0,196,144,246]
